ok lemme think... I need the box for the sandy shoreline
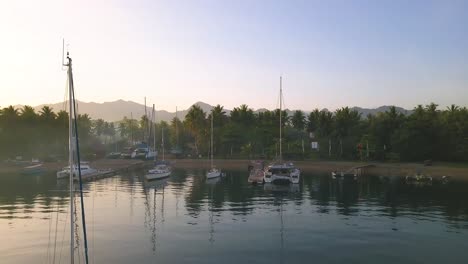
[0,159,148,174]
[171,159,468,180]
[1,159,467,180]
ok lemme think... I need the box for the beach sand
[2,158,467,180]
[171,159,468,180]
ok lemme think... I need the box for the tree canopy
[1,103,467,162]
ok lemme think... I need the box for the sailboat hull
[145,171,171,180]
[206,170,221,179]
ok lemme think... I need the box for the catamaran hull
[56,169,98,179]
[264,171,300,184]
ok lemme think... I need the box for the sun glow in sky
[0,0,467,111]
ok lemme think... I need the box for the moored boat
[145,107,172,181]
[146,164,171,180]
[248,160,265,184]
[131,143,157,160]
[207,167,222,179]
[21,163,45,175]
[206,111,222,179]
[56,162,97,179]
[263,77,301,184]
[264,162,300,184]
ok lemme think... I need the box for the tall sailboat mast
[162,127,165,161]
[210,113,214,169]
[279,76,283,162]
[176,106,179,148]
[144,97,148,143]
[65,52,75,264]
[130,112,134,145]
[153,104,156,161]
[64,47,90,264]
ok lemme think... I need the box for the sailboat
[62,50,90,263]
[206,112,222,179]
[263,77,301,184]
[132,99,157,160]
[146,106,171,180]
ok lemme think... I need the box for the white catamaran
[263,77,301,184]
[56,161,97,179]
[206,112,222,179]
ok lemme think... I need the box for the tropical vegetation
[0,103,467,162]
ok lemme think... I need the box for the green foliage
[176,103,468,162]
[0,106,99,160]
[1,102,467,162]
[291,110,306,131]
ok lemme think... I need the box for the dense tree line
[171,103,468,162]
[0,106,111,160]
[1,103,467,162]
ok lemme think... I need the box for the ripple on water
[2,171,468,263]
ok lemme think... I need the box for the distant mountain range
[350,106,412,117]
[15,100,412,122]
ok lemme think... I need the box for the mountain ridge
[9,100,413,122]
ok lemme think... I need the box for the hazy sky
[1,0,467,111]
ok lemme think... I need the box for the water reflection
[1,170,468,223]
[206,177,219,244]
[142,178,168,253]
[1,168,468,263]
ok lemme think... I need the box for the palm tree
[56,110,69,127]
[210,105,228,126]
[1,106,19,122]
[318,111,334,157]
[94,119,106,137]
[306,109,320,133]
[170,116,183,150]
[39,106,56,122]
[20,105,37,122]
[207,105,228,156]
[335,107,360,157]
[447,104,459,113]
[139,115,150,142]
[184,105,206,155]
[231,104,255,126]
[78,114,93,141]
[291,110,306,131]
[0,106,20,158]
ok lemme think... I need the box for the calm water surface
[1,168,468,263]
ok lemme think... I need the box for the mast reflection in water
[1,169,468,264]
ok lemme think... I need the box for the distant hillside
[30,100,181,122]
[350,106,412,117]
[13,100,412,122]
